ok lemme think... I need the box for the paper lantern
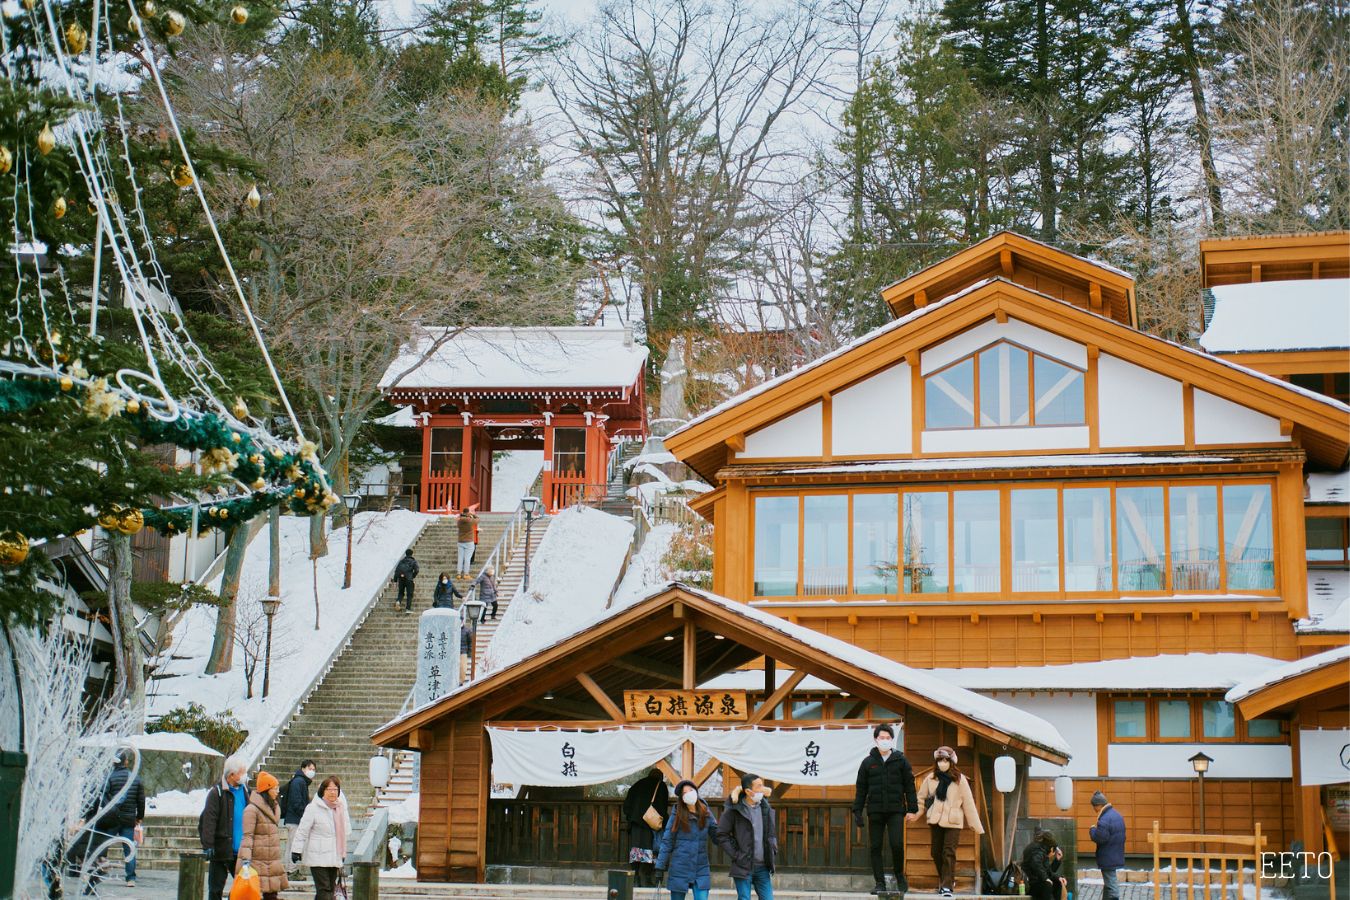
[994,754,1016,793]
[1054,774,1074,810]
[369,754,391,789]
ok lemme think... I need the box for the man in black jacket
[394,549,419,611]
[199,757,249,900]
[101,750,145,887]
[717,774,778,900]
[282,760,315,875]
[853,724,918,895]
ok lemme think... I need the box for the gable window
[925,341,1085,429]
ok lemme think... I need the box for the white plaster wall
[1098,354,1185,447]
[1107,743,1291,779]
[922,318,1087,374]
[1194,390,1289,445]
[923,425,1090,454]
[984,692,1100,777]
[833,364,912,455]
[740,401,823,458]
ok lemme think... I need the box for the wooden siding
[417,710,488,882]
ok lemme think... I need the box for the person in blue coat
[1089,791,1127,900]
[655,779,720,900]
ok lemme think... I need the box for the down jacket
[655,805,719,892]
[915,772,984,832]
[853,748,918,816]
[237,792,289,894]
[1089,804,1127,869]
[291,794,351,869]
[717,792,778,879]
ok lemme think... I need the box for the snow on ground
[612,524,678,608]
[385,792,419,825]
[625,449,677,469]
[146,788,209,817]
[84,732,221,756]
[480,506,634,674]
[383,860,417,878]
[490,450,542,511]
[147,509,432,765]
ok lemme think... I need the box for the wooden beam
[1089,282,1103,310]
[576,672,624,722]
[915,288,929,308]
[1000,248,1014,276]
[654,759,680,787]
[697,641,749,684]
[994,308,1009,324]
[693,756,722,788]
[682,740,695,780]
[611,654,683,684]
[764,657,776,696]
[749,670,807,725]
[726,433,745,453]
[683,620,697,690]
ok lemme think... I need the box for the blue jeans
[1102,868,1120,900]
[733,867,773,900]
[113,825,137,881]
[670,890,709,900]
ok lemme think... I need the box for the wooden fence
[1150,820,1267,900]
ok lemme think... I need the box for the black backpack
[983,862,1025,895]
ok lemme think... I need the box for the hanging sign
[692,726,874,784]
[1298,728,1350,786]
[624,690,749,722]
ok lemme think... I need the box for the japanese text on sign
[624,690,749,721]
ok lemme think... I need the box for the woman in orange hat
[237,771,289,900]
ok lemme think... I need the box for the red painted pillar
[541,420,554,513]
[419,415,433,513]
[460,421,473,513]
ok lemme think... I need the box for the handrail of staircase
[250,514,435,773]
[350,805,389,862]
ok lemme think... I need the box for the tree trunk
[106,532,145,728]
[1174,0,1224,229]
[308,508,328,559]
[1035,0,1057,242]
[268,506,281,598]
[206,525,250,675]
[312,555,321,631]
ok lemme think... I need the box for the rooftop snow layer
[1298,569,1350,633]
[1225,644,1350,704]
[379,326,648,391]
[1308,471,1349,504]
[786,453,1233,476]
[1200,279,1350,353]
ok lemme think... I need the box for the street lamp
[521,496,542,591]
[261,596,281,699]
[342,492,362,589]
[0,624,26,899]
[1189,751,1213,833]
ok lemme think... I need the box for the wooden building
[663,230,1350,857]
[378,327,648,513]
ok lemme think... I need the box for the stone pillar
[413,607,460,792]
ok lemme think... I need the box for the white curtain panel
[689,726,875,786]
[1298,729,1350,786]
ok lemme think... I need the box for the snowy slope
[147,510,432,764]
[490,450,543,511]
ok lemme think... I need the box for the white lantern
[1054,774,1074,810]
[994,754,1016,793]
[369,754,391,790]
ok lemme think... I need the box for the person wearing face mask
[909,746,983,898]
[281,760,316,876]
[655,780,719,900]
[717,773,777,900]
[852,724,918,895]
[291,776,351,900]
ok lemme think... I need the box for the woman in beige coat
[908,746,983,898]
[237,771,289,900]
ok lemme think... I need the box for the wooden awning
[1225,645,1350,719]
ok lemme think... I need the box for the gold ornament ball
[165,10,185,35]
[37,122,56,155]
[128,15,141,34]
[295,487,306,498]
[126,399,141,414]
[271,448,284,458]
[0,146,11,175]
[171,163,194,188]
[252,478,265,490]
[231,432,241,443]
[231,5,248,24]
[0,532,28,567]
[245,184,261,210]
[65,22,88,54]
[141,0,157,17]
[60,375,73,391]
[53,196,67,219]
[117,508,144,535]
[218,508,229,520]
[98,509,121,531]
[207,507,218,517]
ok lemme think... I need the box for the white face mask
[304,769,316,779]
[683,790,698,805]
[937,759,951,771]
[876,738,894,751]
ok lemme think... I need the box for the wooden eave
[879,232,1135,324]
[1215,349,1350,376]
[666,279,1350,483]
[369,584,1070,764]
[1232,663,1350,720]
[686,485,723,521]
[1200,231,1350,288]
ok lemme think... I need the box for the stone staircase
[596,440,644,519]
[469,516,551,674]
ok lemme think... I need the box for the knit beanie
[934,746,957,764]
[1091,790,1108,807]
[255,771,279,794]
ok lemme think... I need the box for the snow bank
[146,787,209,818]
[84,732,222,757]
[385,792,419,825]
[490,451,542,511]
[147,510,433,765]
[480,506,634,674]
[612,524,679,608]
[384,860,417,878]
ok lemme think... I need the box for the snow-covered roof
[84,731,223,757]
[383,580,1072,760]
[374,406,417,427]
[1225,645,1350,704]
[1298,569,1350,634]
[1200,279,1350,353]
[1308,471,1349,504]
[379,326,648,392]
[782,453,1235,476]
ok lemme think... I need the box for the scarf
[935,769,954,802]
[326,798,346,856]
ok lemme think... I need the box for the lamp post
[521,496,542,591]
[342,492,362,589]
[0,623,27,899]
[261,596,281,699]
[1189,751,1213,833]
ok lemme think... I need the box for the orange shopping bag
[230,862,262,900]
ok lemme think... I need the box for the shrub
[661,524,713,588]
[147,702,247,756]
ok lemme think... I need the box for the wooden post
[176,852,207,900]
[352,861,380,900]
[541,421,554,513]
[461,422,474,512]
[764,657,775,696]
[683,620,696,778]
[419,420,433,513]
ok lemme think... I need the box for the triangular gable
[1225,644,1350,718]
[371,582,1071,763]
[665,278,1350,481]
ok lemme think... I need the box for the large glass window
[753,496,798,597]
[926,357,975,428]
[803,495,847,595]
[1158,700,1192,738]
[1011,489,1059,592]
[1223,484,1275,589]
[1064,488,1112,591]
[979,343,1030,426]
[1202,700,1236,738]
[1113,700,1147,738]
[853,493,898,594]
[1033,355,1086,425]
[1117,486,1165,590]
[1170,485,1220,591]
[903,492,949,593]
[1307,517,1349,565]
[429,427,463,476]
[552,427,587,478]
[953,490,1000,592]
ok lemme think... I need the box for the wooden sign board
[624,690,749,722]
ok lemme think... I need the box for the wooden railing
[549,481,607,511]
[1150,820,1267,900]
[424,476,462,513]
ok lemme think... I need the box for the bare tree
[234,578,296,700]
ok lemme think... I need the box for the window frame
[1105,693,1287,744]
[924,339,1087,431]
[1305,515,1350,567]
